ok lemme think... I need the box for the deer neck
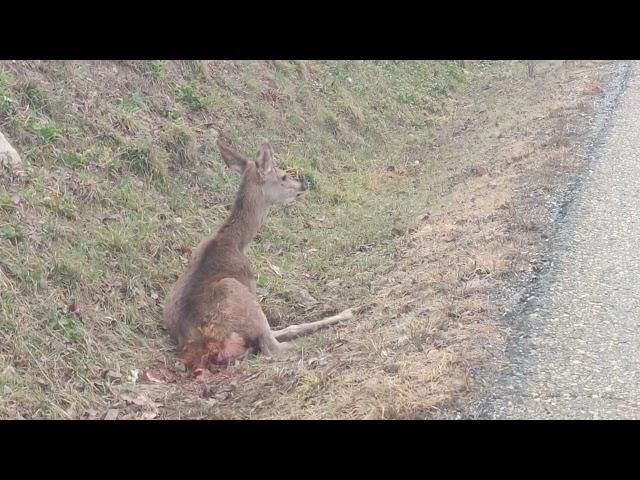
[216,174,268,253]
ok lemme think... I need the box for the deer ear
[217,139,248,174]
[255,142,274,174]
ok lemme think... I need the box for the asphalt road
[464,61,640,419]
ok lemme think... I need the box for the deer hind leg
[255,310,293,358]
[215,278,292,359]
[271,309,353,343]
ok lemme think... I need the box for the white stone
[0,131,22,170]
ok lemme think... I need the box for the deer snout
[297,182,309,197]
[297,179,309,195]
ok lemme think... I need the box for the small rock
[127,369,139,384]
[0,131,22,171]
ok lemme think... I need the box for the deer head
[216,139,307,205]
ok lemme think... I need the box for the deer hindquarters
[183,332,249,370]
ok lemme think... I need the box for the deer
[163,139,353,375]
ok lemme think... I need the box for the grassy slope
[0,60,476,418]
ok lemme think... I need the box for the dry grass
[0,60,613,419]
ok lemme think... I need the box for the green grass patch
[47,309,83,342]
[0,224,24,244]
[174,83,209,111]
[137,60,165,80]
[24,115,63,143]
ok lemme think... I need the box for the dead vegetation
[0,60,612,419]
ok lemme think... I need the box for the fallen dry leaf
[120,390,163,410]
[141,368,175,384]
[104,409,119,420]
[268,263,282,276]
[84,409,100,420]
[201,382,237,400]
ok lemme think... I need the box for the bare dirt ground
[112,61,616,420]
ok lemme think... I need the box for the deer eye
[281,174,287,181]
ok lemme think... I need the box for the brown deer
[163,139,353,375]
